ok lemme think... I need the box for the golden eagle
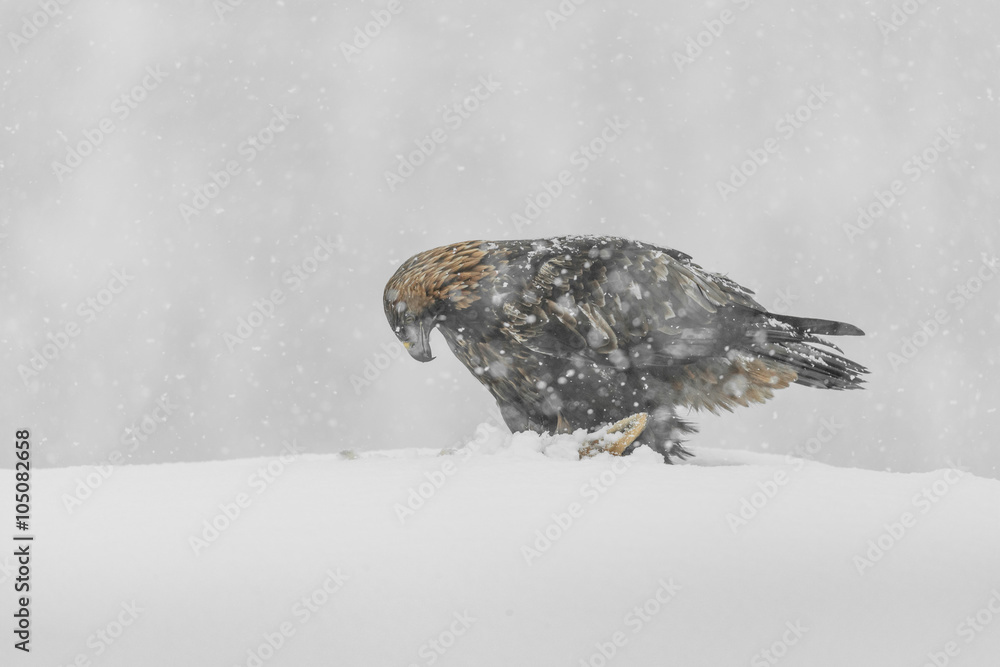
[383,236,866,461]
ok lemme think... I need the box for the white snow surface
[6,428,1000,667]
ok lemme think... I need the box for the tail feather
[768,313,865,337]
[763,341,868,390]
[748,310,869,390]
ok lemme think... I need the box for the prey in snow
[383,235,867,461]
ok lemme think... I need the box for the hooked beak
[403,320,435,363]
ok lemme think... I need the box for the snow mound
[5,425,999,666]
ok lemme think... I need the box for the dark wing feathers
[498,237,866,388]
[501,239,758,366]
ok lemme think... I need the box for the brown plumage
[383,235,867,461]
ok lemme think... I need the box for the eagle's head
[383,241,499,362]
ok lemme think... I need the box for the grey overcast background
[2,0,998,477]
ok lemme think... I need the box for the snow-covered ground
[5,429,999,666]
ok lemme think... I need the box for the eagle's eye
[394,309,416,337]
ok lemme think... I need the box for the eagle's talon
[579,412,648,458]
